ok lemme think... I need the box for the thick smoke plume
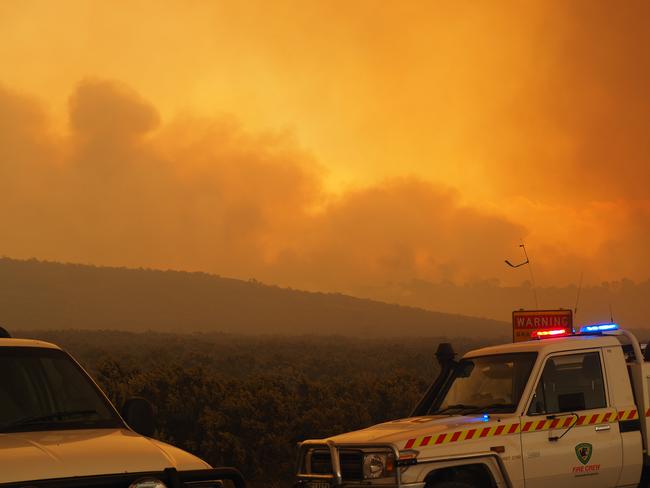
[3,1,650,299]
[1,76,649,300]
[0,80,526,290]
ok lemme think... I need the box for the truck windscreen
[0,347,122,433]
[435,352,537,415]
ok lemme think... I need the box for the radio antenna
[574,272,584,318]
[505,241,539,308]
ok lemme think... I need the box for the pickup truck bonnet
[327,414,509,445]
[0,428,209,483]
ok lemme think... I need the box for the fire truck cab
[295,323,650,487]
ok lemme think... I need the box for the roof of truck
[0,338,61,349]
[465,334,621,358]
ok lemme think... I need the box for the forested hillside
[0,257,508,337]
[15,329,501,487]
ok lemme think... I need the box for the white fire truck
[295,321,650,487]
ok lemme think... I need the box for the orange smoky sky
[0,0,649,297]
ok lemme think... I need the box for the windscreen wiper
[435,404,479,414]
[464,403,516,414]
[437,403,515,415]
[2,409,98,431]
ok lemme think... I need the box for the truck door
[520,350,622,488]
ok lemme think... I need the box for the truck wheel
[427,482,474,488]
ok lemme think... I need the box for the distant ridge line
[0,257,508,338]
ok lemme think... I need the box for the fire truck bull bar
[295,439,403,487]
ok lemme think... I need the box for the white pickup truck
[0,328,246,488]
[295,323,650,487]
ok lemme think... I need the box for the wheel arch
[424,462,497,487]
[410,455,510,488]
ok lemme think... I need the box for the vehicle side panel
[602,346,643,486]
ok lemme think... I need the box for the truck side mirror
[121,397,155,437]
[457,361,475,378]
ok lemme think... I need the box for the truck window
[436,353,537,414]
[528,352,606,415]
[0,347,122,433]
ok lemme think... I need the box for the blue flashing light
[580,323,619,333]
[481,414,489,422]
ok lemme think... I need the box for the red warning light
[532,328,571,339]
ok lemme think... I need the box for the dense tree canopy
[19,330,499,486]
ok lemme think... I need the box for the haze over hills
[357,278,650,330]
[0,257,508,338]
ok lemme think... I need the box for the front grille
[310,450,363,480]
[0,468,244,488]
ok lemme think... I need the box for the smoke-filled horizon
[1,0,649,305]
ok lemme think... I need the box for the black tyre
[427,482,475,488]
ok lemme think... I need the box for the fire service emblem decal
[575,442,593,465]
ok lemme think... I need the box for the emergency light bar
[532,328,572,339]
[579,323,619,333]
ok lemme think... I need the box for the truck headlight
[128,478,167,488]
[363,452,395,479]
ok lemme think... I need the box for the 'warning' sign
[512,309,573,342]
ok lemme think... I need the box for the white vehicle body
[0,427,208,481]
[295,328,650,487]
[0,337,244,487]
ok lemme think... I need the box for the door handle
[595,424,611,432]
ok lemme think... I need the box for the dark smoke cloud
[0,78,648,301]
[0,79,527,291]
[271,179,525,289]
